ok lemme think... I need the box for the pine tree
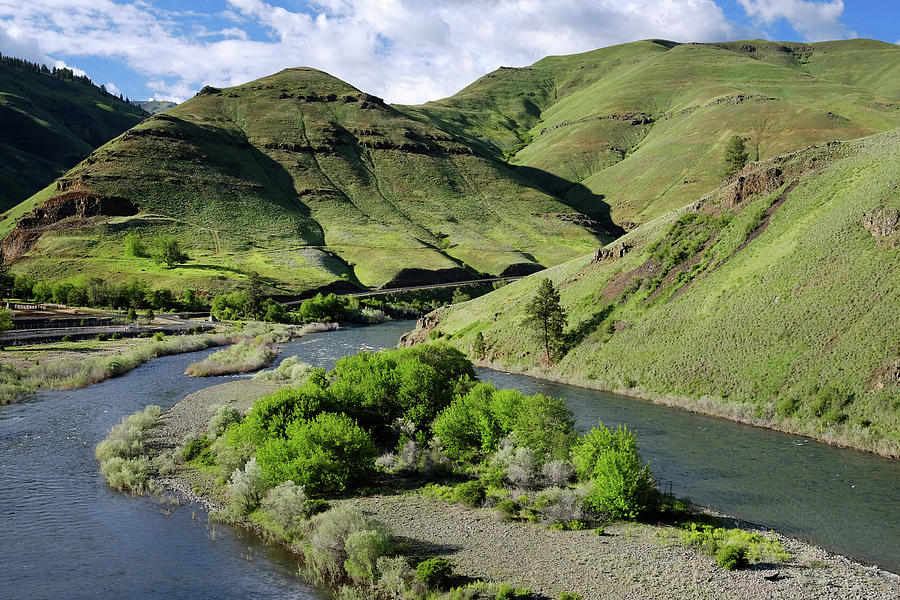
[244,271,263,319]
[472,331,486,360]
[724,135,749,177]
[0,251,12,300]
[523,278,567,363]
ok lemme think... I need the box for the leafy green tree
[144,308,155,323]
[126,307,138,324]
[523,278,567,362]
[244,271,263,319]
[152,236,188,268]
[573,421,655,519]
[256,412,377,494]
[724,135,749,177]
[123,233,148,257]
[0,308,13,349]
[472,331,486,360]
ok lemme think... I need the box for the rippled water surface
[2,319,897,600]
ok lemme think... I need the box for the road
[282,276,522,306]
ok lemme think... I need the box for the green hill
[405,129,900,456]
[0,55,147,212]
[0,68,604,294]
[406,39,900,229]
[134,100,178,114]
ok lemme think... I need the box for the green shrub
[226,457,267,514]
[256,412,377,494]
[100,456,151,494]
[260,480,307,533]
[303,506,390,585]
[304,498,330,517]
[343,528,394,584]
[95,405,162,463]
[96,333,108,341]
[183,434,212,461]
[572,421,654,519]
[61,335,75,342]
[717,544,747,570]
[495,499,519,519]
[679,523,790,566]
[414,557,453,589]
[208,405,242,438]
[453,479,487,507]
[559,593,583,600]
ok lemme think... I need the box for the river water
[1,321,897,599]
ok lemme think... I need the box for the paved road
[282,276,522,306]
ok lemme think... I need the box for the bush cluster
[214,344,474,501]
[95,405,162,494]
[678,522,790,569]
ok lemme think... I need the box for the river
[1,320,897,599]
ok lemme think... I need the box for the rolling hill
[403,128,900,456]
[0,68,606,294]
[2,39,898,297]
[0,55,147,212]
[407,39,900,229]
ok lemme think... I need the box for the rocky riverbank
[145,379,900,600]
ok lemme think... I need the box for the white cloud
[0,25,86,75]
[104,81,121,96]
[737,0,854,41]
[0,0,763,104]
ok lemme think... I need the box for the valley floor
[150,380,899,600]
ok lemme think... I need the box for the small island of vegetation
[96,344,816,600]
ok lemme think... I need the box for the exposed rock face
[398,309,446,347]
[725,167,785,207]
[861,207,900,246]
[592,241,632,263]
[1,192,139,259]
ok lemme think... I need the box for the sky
[0,1,896,104]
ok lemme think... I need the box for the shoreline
[466,357,900,459]
[140,380,899,599]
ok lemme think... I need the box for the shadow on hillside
[161,114,326,246]
[565,304,615,349]
[511,165,625,239]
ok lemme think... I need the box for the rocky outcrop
[398,309,446,347]
[725,167,785,207]
[1,192,139,260]
[592,241,632,263]
[861,207,899,246]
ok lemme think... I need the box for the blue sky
[0,1,896,104]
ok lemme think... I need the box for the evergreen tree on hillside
[0,251,12,300]
[244,271,263,320]
[523,278,567,363]
[724,135,749,177]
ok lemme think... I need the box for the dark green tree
[0,308,12,350]
[0,251,12,300]
[153,236,188,268]
[724,135,749,177]
[523,278,567,363]
[144,308,155,323]
[126,307,138,324]
[244,271,263,319]
[472,331,486,360]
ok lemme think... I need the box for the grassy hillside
[134,100,177,114]
[0,56,147,212]
[407,39,900,229]
[1,68,604,294]
[407,129,900,456]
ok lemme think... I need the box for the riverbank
[466,357,900,459]
[143,378,899,600]
[0,332,231,404]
